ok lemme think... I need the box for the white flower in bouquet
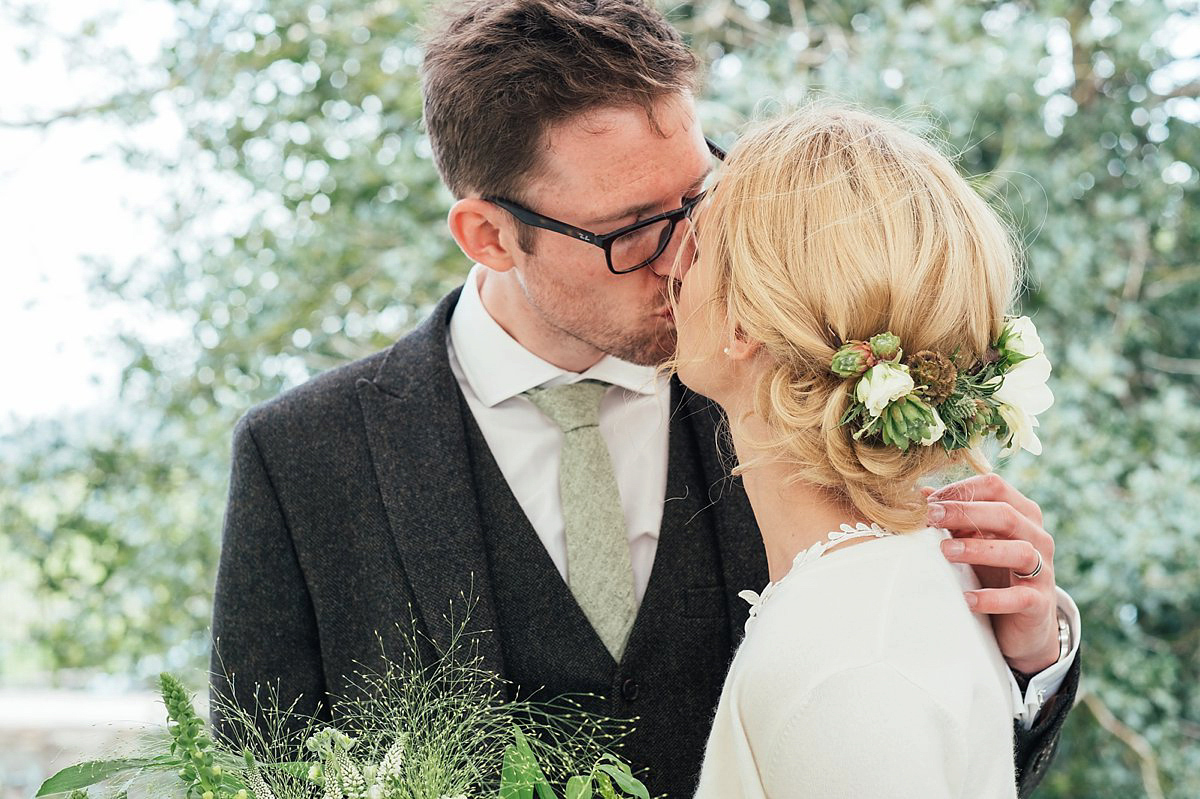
[378,732,409,783]
[856,361,915,417]
[991,352,1054,455]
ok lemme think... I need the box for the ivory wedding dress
[693,524,1018,799]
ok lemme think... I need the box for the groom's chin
[617,324,678,368]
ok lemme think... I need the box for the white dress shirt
[447,264,671,605]
[444,263,1079,727]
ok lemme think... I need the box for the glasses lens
[609,218,675,273]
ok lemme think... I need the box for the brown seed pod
[908,350,958,404]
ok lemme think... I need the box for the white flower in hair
[919,405,947,446]
[855,361,914,417]
[991,351,1054,455]
[1003,315,1045,359]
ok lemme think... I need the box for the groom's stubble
[514,252,683,368]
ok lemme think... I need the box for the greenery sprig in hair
[834,317,1054,456]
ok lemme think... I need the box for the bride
[674,105,1053,798]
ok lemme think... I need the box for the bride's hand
[922,475,1062,676]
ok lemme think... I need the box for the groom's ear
[447,198,518,272]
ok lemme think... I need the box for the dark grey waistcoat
[465,381,734,797]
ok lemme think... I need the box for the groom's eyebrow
[589,171,712,226]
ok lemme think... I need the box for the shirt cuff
[1009,586,1082,730]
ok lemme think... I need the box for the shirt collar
[449,264,666,407]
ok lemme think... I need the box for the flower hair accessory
[833,317,1054,455]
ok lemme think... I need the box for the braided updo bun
[696,104,1020,531]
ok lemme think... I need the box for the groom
[210,1,1081,796]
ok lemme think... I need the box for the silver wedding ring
[1013,549,1043,580]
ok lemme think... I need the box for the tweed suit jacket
[210,287,1079,797]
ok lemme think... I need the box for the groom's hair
[421,0,700,226]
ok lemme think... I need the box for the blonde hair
[696,103,1020,531]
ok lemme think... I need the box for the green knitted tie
[525,380,637,660]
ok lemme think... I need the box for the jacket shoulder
[238,287,461,440]
[239,348,389,440]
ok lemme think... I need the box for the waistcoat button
[622,677,640,701]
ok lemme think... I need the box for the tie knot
[525,380,608,433]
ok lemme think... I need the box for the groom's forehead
[533,99,707,200]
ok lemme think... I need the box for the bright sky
[0,0,182,433]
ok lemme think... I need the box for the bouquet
[37,609,648,799]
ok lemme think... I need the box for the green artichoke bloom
[831,341,875,377]
[868,332,903,361]
[879,395,940,451]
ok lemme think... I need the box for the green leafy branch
[499,728,648,799]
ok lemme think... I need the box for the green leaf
[220,773,250,792]
[499,744,535,799]
[594,773,617,799]
[37,756,178,796]
[510,727,557,799]
[565,775,593,799]
[512,726,534,756]
[596,754,629,773]
[595,765,650,799]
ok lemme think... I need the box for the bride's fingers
[964,586,1047,615]
[927,473,1043,524]
[941,537,1048,579]
[929,499,1054,555]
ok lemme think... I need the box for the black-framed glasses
[485,137,727,274]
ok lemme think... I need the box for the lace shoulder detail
[795,521,893,568]
[738,522,895,635]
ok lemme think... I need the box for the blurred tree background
[1,0,1197,796]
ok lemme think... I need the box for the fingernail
[927,503,946,524]
[942,539,964,556]
[964,592,978,609]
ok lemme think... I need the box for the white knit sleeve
[759,662,969,799]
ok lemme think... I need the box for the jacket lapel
[675,383,768,637]
[355,288,507,680]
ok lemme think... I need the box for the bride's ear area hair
[724,326,761,361]
[701,102,1020,532]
